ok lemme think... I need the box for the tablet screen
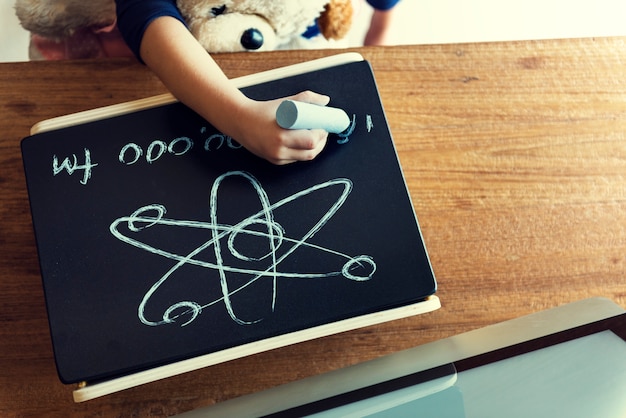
[268,314,626,417]
[455,330,626,418]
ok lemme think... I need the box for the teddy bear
[14,0,354,60]
[177,0,354,53]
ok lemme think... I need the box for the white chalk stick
[276,100,351,134]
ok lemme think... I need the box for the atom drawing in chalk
[109,171,376,328]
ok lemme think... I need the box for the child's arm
[134,16,330,165]
[364,0,400,46]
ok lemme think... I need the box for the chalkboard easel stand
[22,53,440,402]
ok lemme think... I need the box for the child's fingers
[268,129,328,165]
[288,90,330,107]
[284,129,328,151]
[275,91,330,157]
[244,93,331,164]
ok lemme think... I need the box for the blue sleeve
[366,0,401,10]
[115,0,187,61]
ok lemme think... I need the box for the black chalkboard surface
[21,55,437,391]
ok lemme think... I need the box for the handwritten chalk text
[50,115,373,185]
[119,137,194,165]
[52,148,98,186]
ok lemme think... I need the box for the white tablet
[177,297,625,417]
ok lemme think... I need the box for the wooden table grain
[1,37,625,416]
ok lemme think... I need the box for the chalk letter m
[52,148,98,185]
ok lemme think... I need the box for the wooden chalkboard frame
[21,53,440,402]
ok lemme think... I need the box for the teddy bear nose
[240,28,264,50]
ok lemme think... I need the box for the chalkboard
[22,58,437,385]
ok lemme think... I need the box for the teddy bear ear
[317,0,353,40]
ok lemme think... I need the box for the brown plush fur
[318,0,354,41]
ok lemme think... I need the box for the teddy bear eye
[211,5,226,16]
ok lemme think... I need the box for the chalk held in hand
[276,100,351,134]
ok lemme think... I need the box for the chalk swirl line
[109,171,376,327]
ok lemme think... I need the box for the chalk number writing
[49,115,371,185]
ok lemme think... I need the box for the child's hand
[137,18,330,165]
[231,91,331,165]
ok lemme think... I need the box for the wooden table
[1,37,625,416]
